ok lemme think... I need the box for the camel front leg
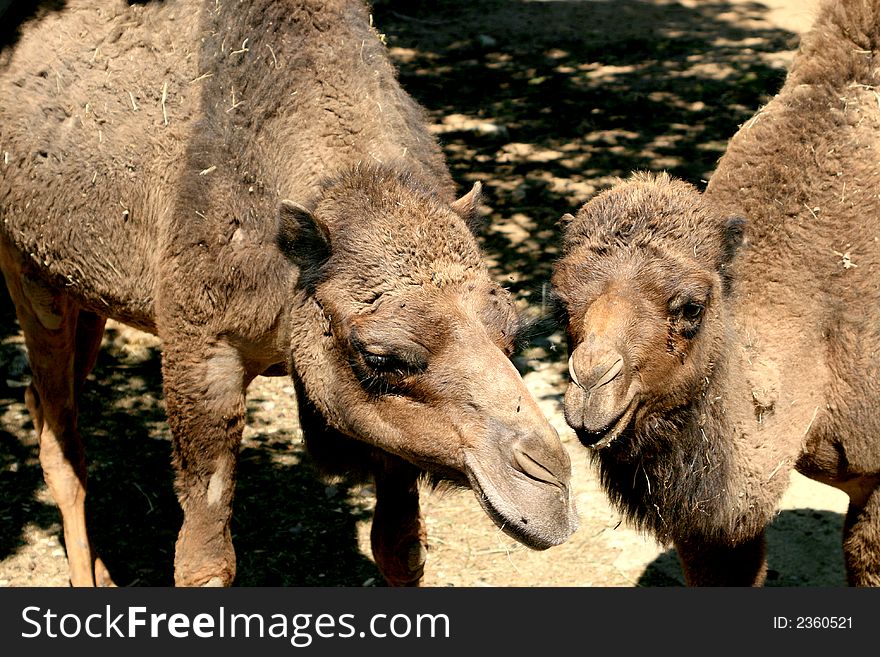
[370,456,427,587]
[162,339,249,587]
[843,484,880,586]
[675,531,768,586]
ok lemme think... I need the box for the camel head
[276,164,578,550]
[552,172,745,455]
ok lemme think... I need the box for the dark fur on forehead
[313,163,485,295]
[562,172,734,270]
[318,161,455,210]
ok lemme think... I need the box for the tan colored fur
[555,0,880,585]
[1,0,577,587]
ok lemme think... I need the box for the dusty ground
[0,0,851,588]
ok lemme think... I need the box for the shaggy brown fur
[0,0,577,587]
[554,0,880,586]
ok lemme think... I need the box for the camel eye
[681,302,704,323]
[668,296,706,338]
[362,351,403,373]
[350,349,413,396]
[348,328,429,396]
[353,342,426,378]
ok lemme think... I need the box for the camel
[552,0,880,585]
[0,0,578,587]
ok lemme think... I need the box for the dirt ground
[0,0,852,588]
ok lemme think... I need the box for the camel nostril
[568,354,581,387]
[590,356,624,391]
[512,448,562,487]
[570,350,626,392]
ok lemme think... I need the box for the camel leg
[161,339,248,587]
[370,456,427,587]
[842,485,880,586]
[71,310,114,587]
[675,531,767,586]
[0,253,110,586]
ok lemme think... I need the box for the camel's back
[0,0,203,329]
[705,0,880,319]
[0,0,454,334]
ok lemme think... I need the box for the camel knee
[371,499,428,586]
[174,527,236,587]
[171,467,238,587]
[371,529,427,588]
[38,427,87,508]
[173,454,238,587]
[174,496,236,587]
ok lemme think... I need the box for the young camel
[553,0,880,585]
[0,0,577,587]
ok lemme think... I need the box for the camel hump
[787,0,880,88]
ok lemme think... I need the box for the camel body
[554,0,880,585]
[0,0,577,587]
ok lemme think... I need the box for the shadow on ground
[637,509,848,586]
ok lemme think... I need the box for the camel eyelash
[347,337,429,397]
[361,352,403,372]
[348,353,408,396]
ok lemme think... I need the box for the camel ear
[721,215,746,263]
[451,181,485,233]
[558,213,578,251]
[719,215,746,294]
[276,200,331,276]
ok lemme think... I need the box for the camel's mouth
[462,449,578,550]
[574,394,639,450]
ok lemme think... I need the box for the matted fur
[0,0,577,587]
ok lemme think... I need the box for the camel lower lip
[462,454,576,550]
[466,472,558,550]
[577,398,637,449]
